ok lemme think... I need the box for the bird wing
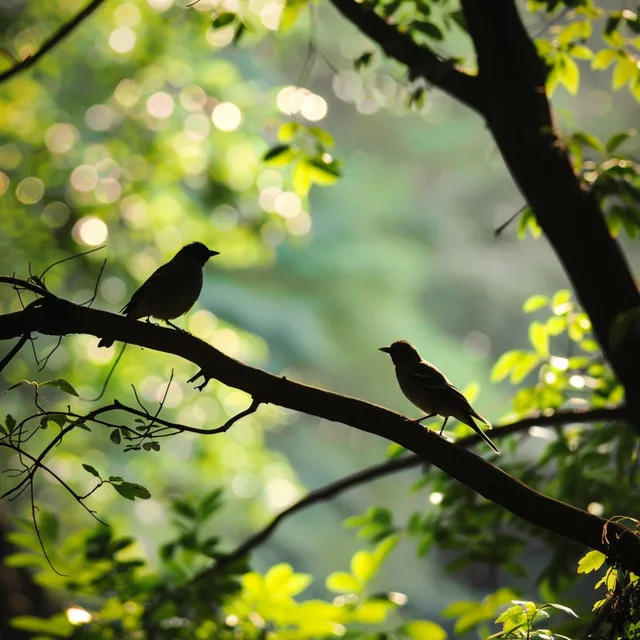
[121,262,173,316]
[411,362,490,423]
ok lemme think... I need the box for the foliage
[1,0,640,638]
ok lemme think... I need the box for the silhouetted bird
[379,340,499,453]
[98,242,219,348]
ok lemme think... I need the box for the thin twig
[0,333,29,375]
[0,0,109,85]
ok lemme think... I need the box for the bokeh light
[109,26,136,53]
[146,91,174,118]
[66,607,92,625]
[212,102,242,131]
[147,0,174,10]
[15,176,44,204]
[41,201,70,228]
[70,165,99,192]
[45,123,77,154]
[72,216,109,246]
[0,171,9,197]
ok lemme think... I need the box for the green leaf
[612,56,637,89]
[110,428,121,445]
[198,487,224,520]
[351,550,375,584]
[277,122,301,142]
[354,52,374,71]
[386,442,406,458]
[4,413,16,434]
[292,160,312,196]
[11,614,73,637]
[491,350,523,382]
[523,294,548,313]
[571,132,604,153]
[306,156,341,184]
[262,144,299,166]
[212,12,235,28]
[326,571,361,593]
[511,352,540,384]
[569,44,592,60]
[6,379,38,392]
[543,602,579,618]
[399,620,447,640]
[82,464,100,478]
[41,378,79,396]
[591,48,617,69]
[558,53,580,94]
[411,21,444,40]
[605,129,636,153]
[529,321,549,357]
[306,125,335,148]
[114,481,151,501]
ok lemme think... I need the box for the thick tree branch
[326,0,481,112]
[1,289,639,571]
[0,0,108,85]
[201,405,627,578]
[458,0,640,420]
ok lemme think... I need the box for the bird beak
[208,250,220,258]
[379,346,391,354]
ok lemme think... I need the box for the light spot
[148,0,173,9]
[550,356,569,370]
[587,502,604,516]
[388,591,408,605]
[0,172,8,196]
[146,91,174,119]
[154,226,183,252]
[94,178,122,204]
[286,211,311,236]
[258,186,281,212]
[300,93,327,121]
[72,216,108,246]
[260,2,282,29]
[211,102,242,131]
[569,375,586,389]
[100,277,126,304]
[184,113,211,141]
[206,25,235,47]
[276,85,304,115]
[42,201,70,228]
[274,191,301,218]
[66,607,92,625]
[265,477,300,511]
[45,123,77,154]
[114,78,140,107]
[543,371,557,384]
[0,143,22,169]
[114,3,141,26]
[188,310,218,341]
[213,328,241,356]
[429,491,443,505]
[85,104,116,131]
[71,165,98,192]
[109,26,136,53]
[16,177,44,204]
[134,499,164,522]
[120,194,149,228]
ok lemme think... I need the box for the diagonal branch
[326,0,481,112]
[1,289,639,571]
[198,405,627,579]
[0,0,108,85]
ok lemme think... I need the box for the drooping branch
[0,0,109,85]
[326,0,481,112]
[1,285,639,572]
[197,405,628,579]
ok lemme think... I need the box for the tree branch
[1,288,639,571]
[0,0,108,85]
[326,0,481,112]
[198,405,627,579]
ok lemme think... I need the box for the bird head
[177,242,220,266]
[379,340,421,364]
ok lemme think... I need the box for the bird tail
[467,415,500,454]
[98,337,114,349]
[470,408,491,427]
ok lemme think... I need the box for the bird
[379,340,500,453]
[98,242,220,348]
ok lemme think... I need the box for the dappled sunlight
[109,26,136,54]
[265,477,300,511]
[72,215,109,246]
[212,101,242,131]
[66,607,92,625]
[15,176,44,204]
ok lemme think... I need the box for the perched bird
[379,340,499,453]
[98,242,220,348]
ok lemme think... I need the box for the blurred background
[1,0,639,629]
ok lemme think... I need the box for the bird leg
[411,413,436,424]
[439,417,449,435]
[165,320,190,334]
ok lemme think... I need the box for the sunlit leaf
[399,620,447,639]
